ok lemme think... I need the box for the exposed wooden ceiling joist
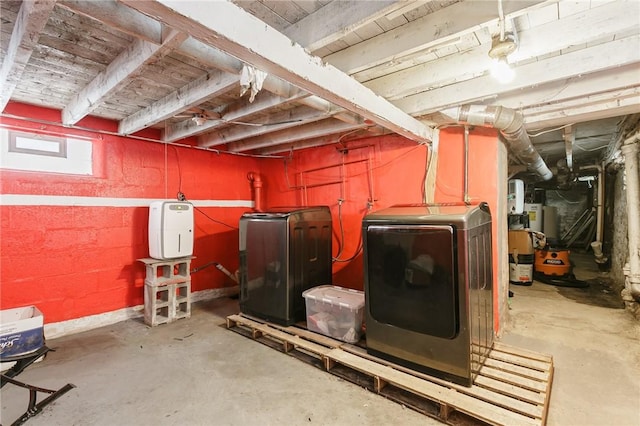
[323,0,553,75]
[118,69,239,135]
[62,29,188,125]
[365,0,637,100]
[119,0,433,144]
[0,0,56,111]
[164,88,310,142]
[227,116,368,153]
[283,0,400,52]
[198,105,335,148]
[58,0,162,43]
[395,35,640,116]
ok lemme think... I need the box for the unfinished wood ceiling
[1,0,639,173]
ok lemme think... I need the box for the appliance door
[240,219,289,320]
[366,225,458,339]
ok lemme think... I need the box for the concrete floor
[2,255,639,426]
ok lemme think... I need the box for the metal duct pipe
[441,105,553,181]
[621,130,640,300]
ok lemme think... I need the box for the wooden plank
[493,342,553,364]
[474,375,545,406]
[62,31,187,125]
[58,0,162,43]
[364,0,637,100]
[120,0,433,144]
[341,344,544,419]
[118,69,239,135]
[323,0,552,74]
[326,348,540,426]
[541,364,554,426]
[264,322,344,349]
[479,365,548,393]
[283,0,399,52]
[227,118,367,152]
[227,315,333,356]
[395,35,640,116]
[489,351,551,373]
[0,0,57,110]
[227,314,553,425]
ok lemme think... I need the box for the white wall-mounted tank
[148,201,194,259]
[508,179,524,214]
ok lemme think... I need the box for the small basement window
[0,129,92,175]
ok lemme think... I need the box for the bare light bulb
[490,57,515,84]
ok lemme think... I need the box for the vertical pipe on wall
[463,125,470,204]
[247,172,263,212]
[621,132,640,300]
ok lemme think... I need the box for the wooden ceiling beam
[323,0,553,75]
[198,106,334,148]
[283,0,399,52]
[258,128,386,156]
[63,29,187,125]
[394,35,640,117]
[58,0,162,43]
[366,0,637,100]
[0,0,56,111]
[164,88,310,142]
[119,0,432,144]
[227,117,369,153]
[118,69,239,135]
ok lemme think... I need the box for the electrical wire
[332,199,345,262]
[527,123,575,138]
[171,147,238,230]
[0,113,287,159]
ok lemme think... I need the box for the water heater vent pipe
[440,105,553,181]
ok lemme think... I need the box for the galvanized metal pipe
[441,105,553,181]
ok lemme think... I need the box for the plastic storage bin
[0,306,44,359]
[302,285,365,343]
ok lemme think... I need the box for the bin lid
[303,285,364,310]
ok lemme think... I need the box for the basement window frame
[9,131,68,158]
[1,128,93,176]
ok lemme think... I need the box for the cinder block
[140,257,192,326]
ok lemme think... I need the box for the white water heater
[148,201,194,259]
[525,203,543,232]
[508,179,524,214]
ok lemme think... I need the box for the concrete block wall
[1,103,259,324]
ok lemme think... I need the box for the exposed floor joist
[283,0,400,52]
[323,0,552,75]
[62,29,187,125]
[227,117,368,153]
[198,105,331,148]
[364,0,637,100]
[0,0,56,111]
[119,0,433,144]
[164,88,310,142]
[118,69,239,135]
[395,35,640,116]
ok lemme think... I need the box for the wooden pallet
[226,314,554,426]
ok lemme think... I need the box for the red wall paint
[260,134,430,290]
[433,127,503,330]
[2,103,504,332]
[261,128,504,330]
[1,104,259,323]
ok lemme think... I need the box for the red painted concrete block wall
[1,104,259,323]
[2,103,503,332]
[260,134,431,289]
